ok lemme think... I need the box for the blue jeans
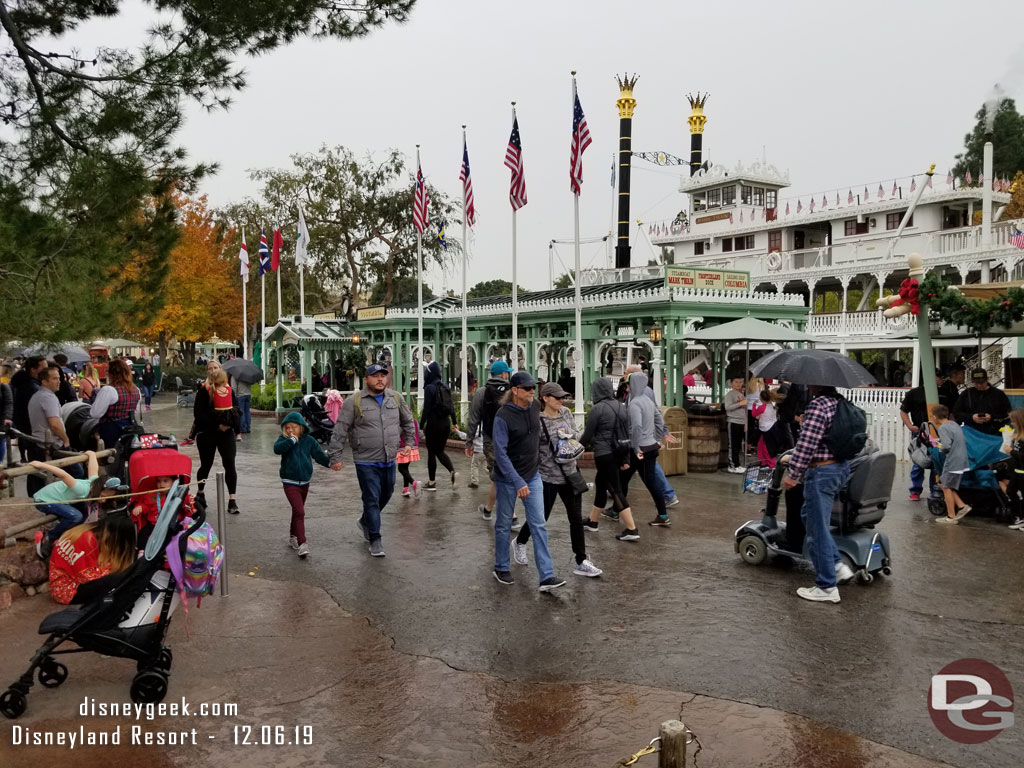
[800,462,851,589]
[238,395,251,433]
[654,460,675,501]
[142,384,153,406]
[494,473,554,581]
[909,463,939,498]
[354,463,395,541]
[36,503,84,543]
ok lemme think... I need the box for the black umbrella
[750,348,876,388]
[221,358,265,385]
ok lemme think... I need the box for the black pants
[424,421,454,481]
[517,481,587,565]
[398,462,415,486]
[728,422,745,468]
[620,449,667,517]
[593,453,629,512]
[196,428,238,495]
[1006,473,1024,518]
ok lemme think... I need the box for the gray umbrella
[221,358,265,385]
[16,343,91,364]
[750,348,876,388]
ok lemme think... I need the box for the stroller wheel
[857,569,874,585]
[130,670,169,705]
[0,689,27,719]
[738,535,768,565]
[158,647,173,672]
[38,659,68,688]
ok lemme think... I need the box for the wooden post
[658,720,687,768]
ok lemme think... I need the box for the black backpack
[433,383,454,422]
[611,402,632,461]
[825,395,868,461]
[481,380,509,438]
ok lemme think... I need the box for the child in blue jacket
[274,412,335,558]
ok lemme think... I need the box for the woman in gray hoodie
[622,372,670,527]
[580,377,640,541]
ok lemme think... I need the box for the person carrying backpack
[464,360,520,529]
[782,385,861,604]
[329,362,415,558]
[580,377,638,539]
[420,361,458,492]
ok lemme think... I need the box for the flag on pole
[295,203,310,266]
[809,198,815,213]
[1011,229,1024,250]
[966,170,973,185]
[505,114,527,210]
[877,183,884,199]
[797,199,802,214]
[946,169,953,186]
[891,180,898,197]
[835,193,840,207]
[437,220,448,250]
[258,227,270,277]
[413,163,430,234]
[863,186,869,202]
[979,173,984,186]
[927,174,933,189]
[271,220,283,271]
[740,210,744,223]
[785,202,790,215]
[610,156,616,187]
[459,138,476,228]
[821,195,827,209]
[569,80,593,196]
[238,228,249,283]
[910,177,917,193]
[848,190,853,204]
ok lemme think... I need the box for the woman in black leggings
[193,368,240,513]
[419,361,457,491]
[579,377,638,537]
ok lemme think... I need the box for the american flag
[877,184,885,199]
[809,198,815,213]
[504,114,527,210]
[569,82,592,196]
[822,195,827,209]
[1012,229,1024,250]
[797,199,803,214]
[910,177,917,193]
[848,190,853,204]
[740,210,744,222]
[459,137,476,227]
[785,202,790,215]
[892,180,898,197]
[258,227,271,277]
[413,163,430,234]
[946,169,954,186]
[966,170,973,185]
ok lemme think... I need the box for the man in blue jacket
[491,371,564,592]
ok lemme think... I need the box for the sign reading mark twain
[666,267,749,292]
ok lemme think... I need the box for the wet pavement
[1,395,1022,767]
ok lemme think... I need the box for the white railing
[808,311,916,337]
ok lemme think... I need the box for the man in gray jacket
[329,363,415,557]
[622,364,679,508]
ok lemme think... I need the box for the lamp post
[649,324,663,406]
[210,334,220,363]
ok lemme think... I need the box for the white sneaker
[665,495,680,508]
[573,559,603,577]
[412,480,422,498]
[935,516,959,525]
[728,466,745,474]
[954,504,972,520]
[450,471,458,490]
[289,535,299,550]
[512,540,529,566]
[297,542,310,558]
[835,561,855,585]
[1008,517,1024,530]
[796,586,840,603]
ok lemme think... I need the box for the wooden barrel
[687,413,723,473]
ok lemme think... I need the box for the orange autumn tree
[122,195,248,361]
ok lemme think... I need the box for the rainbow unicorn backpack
[166,518,224,608]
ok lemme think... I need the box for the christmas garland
[918,273,1024,335]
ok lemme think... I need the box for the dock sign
[666,267,749,292]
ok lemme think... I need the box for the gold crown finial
[616,73,638,119]
[687,92,709,134]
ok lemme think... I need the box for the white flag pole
[240,225,249,358]
[275,216,282,319]
[460,127,470,418]
[416,145,425,410]
[296,203,307,320]
[511,106,519,371]
[260,223,266,370]
[572,75,584,417]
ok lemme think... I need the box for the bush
[251,382,301,411]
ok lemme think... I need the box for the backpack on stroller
[0,445,215,718]
[300,393,334,445]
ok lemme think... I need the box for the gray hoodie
[627,372,664,450]
[580,378,627,458]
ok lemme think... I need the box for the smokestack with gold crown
[614,74,638,270]
[687,92,708,177]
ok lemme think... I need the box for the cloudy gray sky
[86,1,1024,296]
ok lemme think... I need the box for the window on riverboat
[707,188,721,208]
[768,231,782,252]
[721,185,736,205]
[693,241,705,255]
[740,185,752,204]
[844,220,869,236]
[886,212,912,230]
[752,187,765,207]
[734,235,755,251]
[722,238,733,252]
[766,190,777,209]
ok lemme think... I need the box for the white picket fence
[685,385,909,459]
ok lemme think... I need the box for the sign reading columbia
[665,267,749,292]
[929,658,1014,743]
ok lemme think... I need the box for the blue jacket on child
[274,412,331,485]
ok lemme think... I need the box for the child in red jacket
[131,474,195,543]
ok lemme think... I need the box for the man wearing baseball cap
[329,362,415,557]
[464,359,519,528]
[952,367,1010,436]
[490,370,564,591]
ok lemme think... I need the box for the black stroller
[300,393,334,445]
[0,479,199,718]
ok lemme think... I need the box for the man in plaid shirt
[783,386,856,602]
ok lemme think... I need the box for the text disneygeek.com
[6,697,314,748]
